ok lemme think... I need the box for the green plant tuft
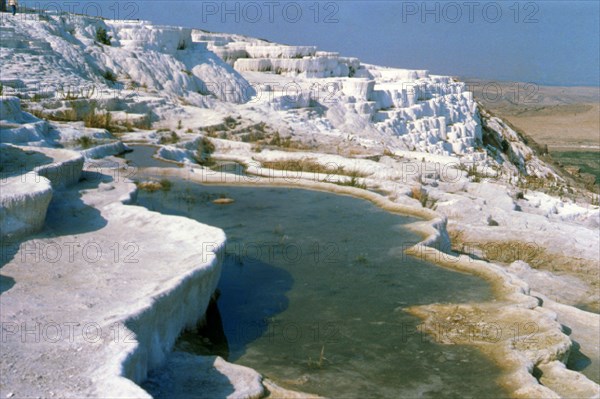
[102,70,117,83]
[96,27,112,45]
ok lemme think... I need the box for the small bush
[96,27,112,45]
[348,65,356,77]
[268,132,292,148]
[383,148,396,157]
[411,186,429,207]
[336,175,367,190]
[28,109,47,120]
[224,116,239,128]
[137,181,160,192]
[102,70,117,83]
[75,136,95,149]
[481,241,544,266]
[487,216,500,227]
[46,109,77,122]
[201,137,216,154]
[114,116,134,132]
[241,131,266,143]
[84,108,112,130]
[177,40,187,50]
[31,93,46,102]
[159,179,172,191]
[411,185,438,208]
[158,131,180,145]
[58,88,81,101]
[458,163,485,182]
[194,137,216,166]
[134,112,153,130]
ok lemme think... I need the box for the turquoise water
[137,178,507,398]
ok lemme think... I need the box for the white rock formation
[0,173,52,239]
[0,169,226,398]
[1,10,598,399]
[0,17,254,107]
[0,142,83,238]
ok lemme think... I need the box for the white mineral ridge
[1,17,253,104]
[0,173,52,238]
[0,13,560,170]
[80,141,129,160]
[0,175,227,398]
[144,353,264,399]
[508,261,595,311]
[0,97,51,145]
[0,143,84,238]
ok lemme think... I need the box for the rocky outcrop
[0,174,53,239]
[0,144,83,239]
[0,173,226,398]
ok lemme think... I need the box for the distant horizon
[26,1,600,87]
[458,77,600,89]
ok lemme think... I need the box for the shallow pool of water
[137,179,507,398]
[118,145,176,168]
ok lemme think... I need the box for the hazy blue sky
[31,1,599,86]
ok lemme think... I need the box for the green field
[552,150,600,185]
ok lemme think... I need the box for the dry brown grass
[261,159,369,178]
[479,240,546,266]
[84,108,112,130]
[447,230,599,311]
[136,179,172,192]
[467,80,600,150]
[449,231,557,268]
[500,104,600,151]
[410,186,423,200]
[411,185,438,208]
